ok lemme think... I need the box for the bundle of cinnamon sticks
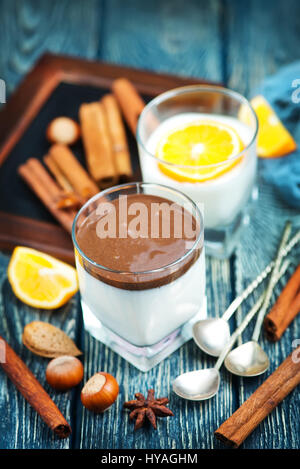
[18,157,78,234]
[79,92,134,187]
[18,79,145,233]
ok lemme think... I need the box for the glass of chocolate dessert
[72,182,206,371]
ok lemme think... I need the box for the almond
[22,321,82,358]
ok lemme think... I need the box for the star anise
[123,389,174,430]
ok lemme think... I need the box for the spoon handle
[252,221,292,342]
[215,297,264,370]
[215,259,290,371]
[222,228,300,322]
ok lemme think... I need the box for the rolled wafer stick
[264,264,300,341]
[101,94,133,178]
[49,144,99,199]
[79,102,118,187]
[215,346,300,448]
[18,158,76,233]
[112,78,145,135]
[0,336,71,438]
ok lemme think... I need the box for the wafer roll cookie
[102,94,132,178]
[79,102,118,187]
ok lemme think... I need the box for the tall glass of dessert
[137,86,258,258]
[72,182,205,371]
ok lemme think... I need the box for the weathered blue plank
[226,0,300,95]
[232,187,300,449]
[0,0,100,93]
[0,252,76,448]
[226,0,300,448]
[100,0,223,81]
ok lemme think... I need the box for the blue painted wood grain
[0,0,299,449]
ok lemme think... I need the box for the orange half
[156,119,244,182]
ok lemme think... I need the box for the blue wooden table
[0,0,299,450]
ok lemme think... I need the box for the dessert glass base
[205,186,258,259]
[81,296,207,372]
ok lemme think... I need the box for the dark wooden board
[0,212,74,264]
[0,52,218,261]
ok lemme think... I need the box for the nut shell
[46,117,80,145]
[23,321,82,358]
[46,355,83,391]
[81,372,119,413]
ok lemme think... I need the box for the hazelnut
[81,372,119,413]
[46,355,83,391]
[46,117,80,145]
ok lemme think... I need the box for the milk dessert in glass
[72,183,205,371]
[137,86,258,258]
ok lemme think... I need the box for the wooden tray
[0,53,218,264]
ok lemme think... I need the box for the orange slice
[156,119,244,182]
[250,95,296,158]
[8,247,78,309]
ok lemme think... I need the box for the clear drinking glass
[137,85,258,258]
[72,182,206,371]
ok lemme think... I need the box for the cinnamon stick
[264,264,300,341]
[0,336,71,438]
[101,94,133,179]
[49,144,99,200]
[79,101,118,187]
[215,346,300,447]
[112,78,145,135]
[18,158,76,233]
[44,153,74,193]
[55,192,82,211]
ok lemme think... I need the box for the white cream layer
[138,113,256,229]
[76,251,205,347]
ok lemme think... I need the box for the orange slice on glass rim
[156,119,244,182]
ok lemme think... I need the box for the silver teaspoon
[192,227,300,357]
[173,297,263,400]
[224,223,292,377]
[173,260,290,401]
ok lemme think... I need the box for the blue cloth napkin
[254,62,300,209]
